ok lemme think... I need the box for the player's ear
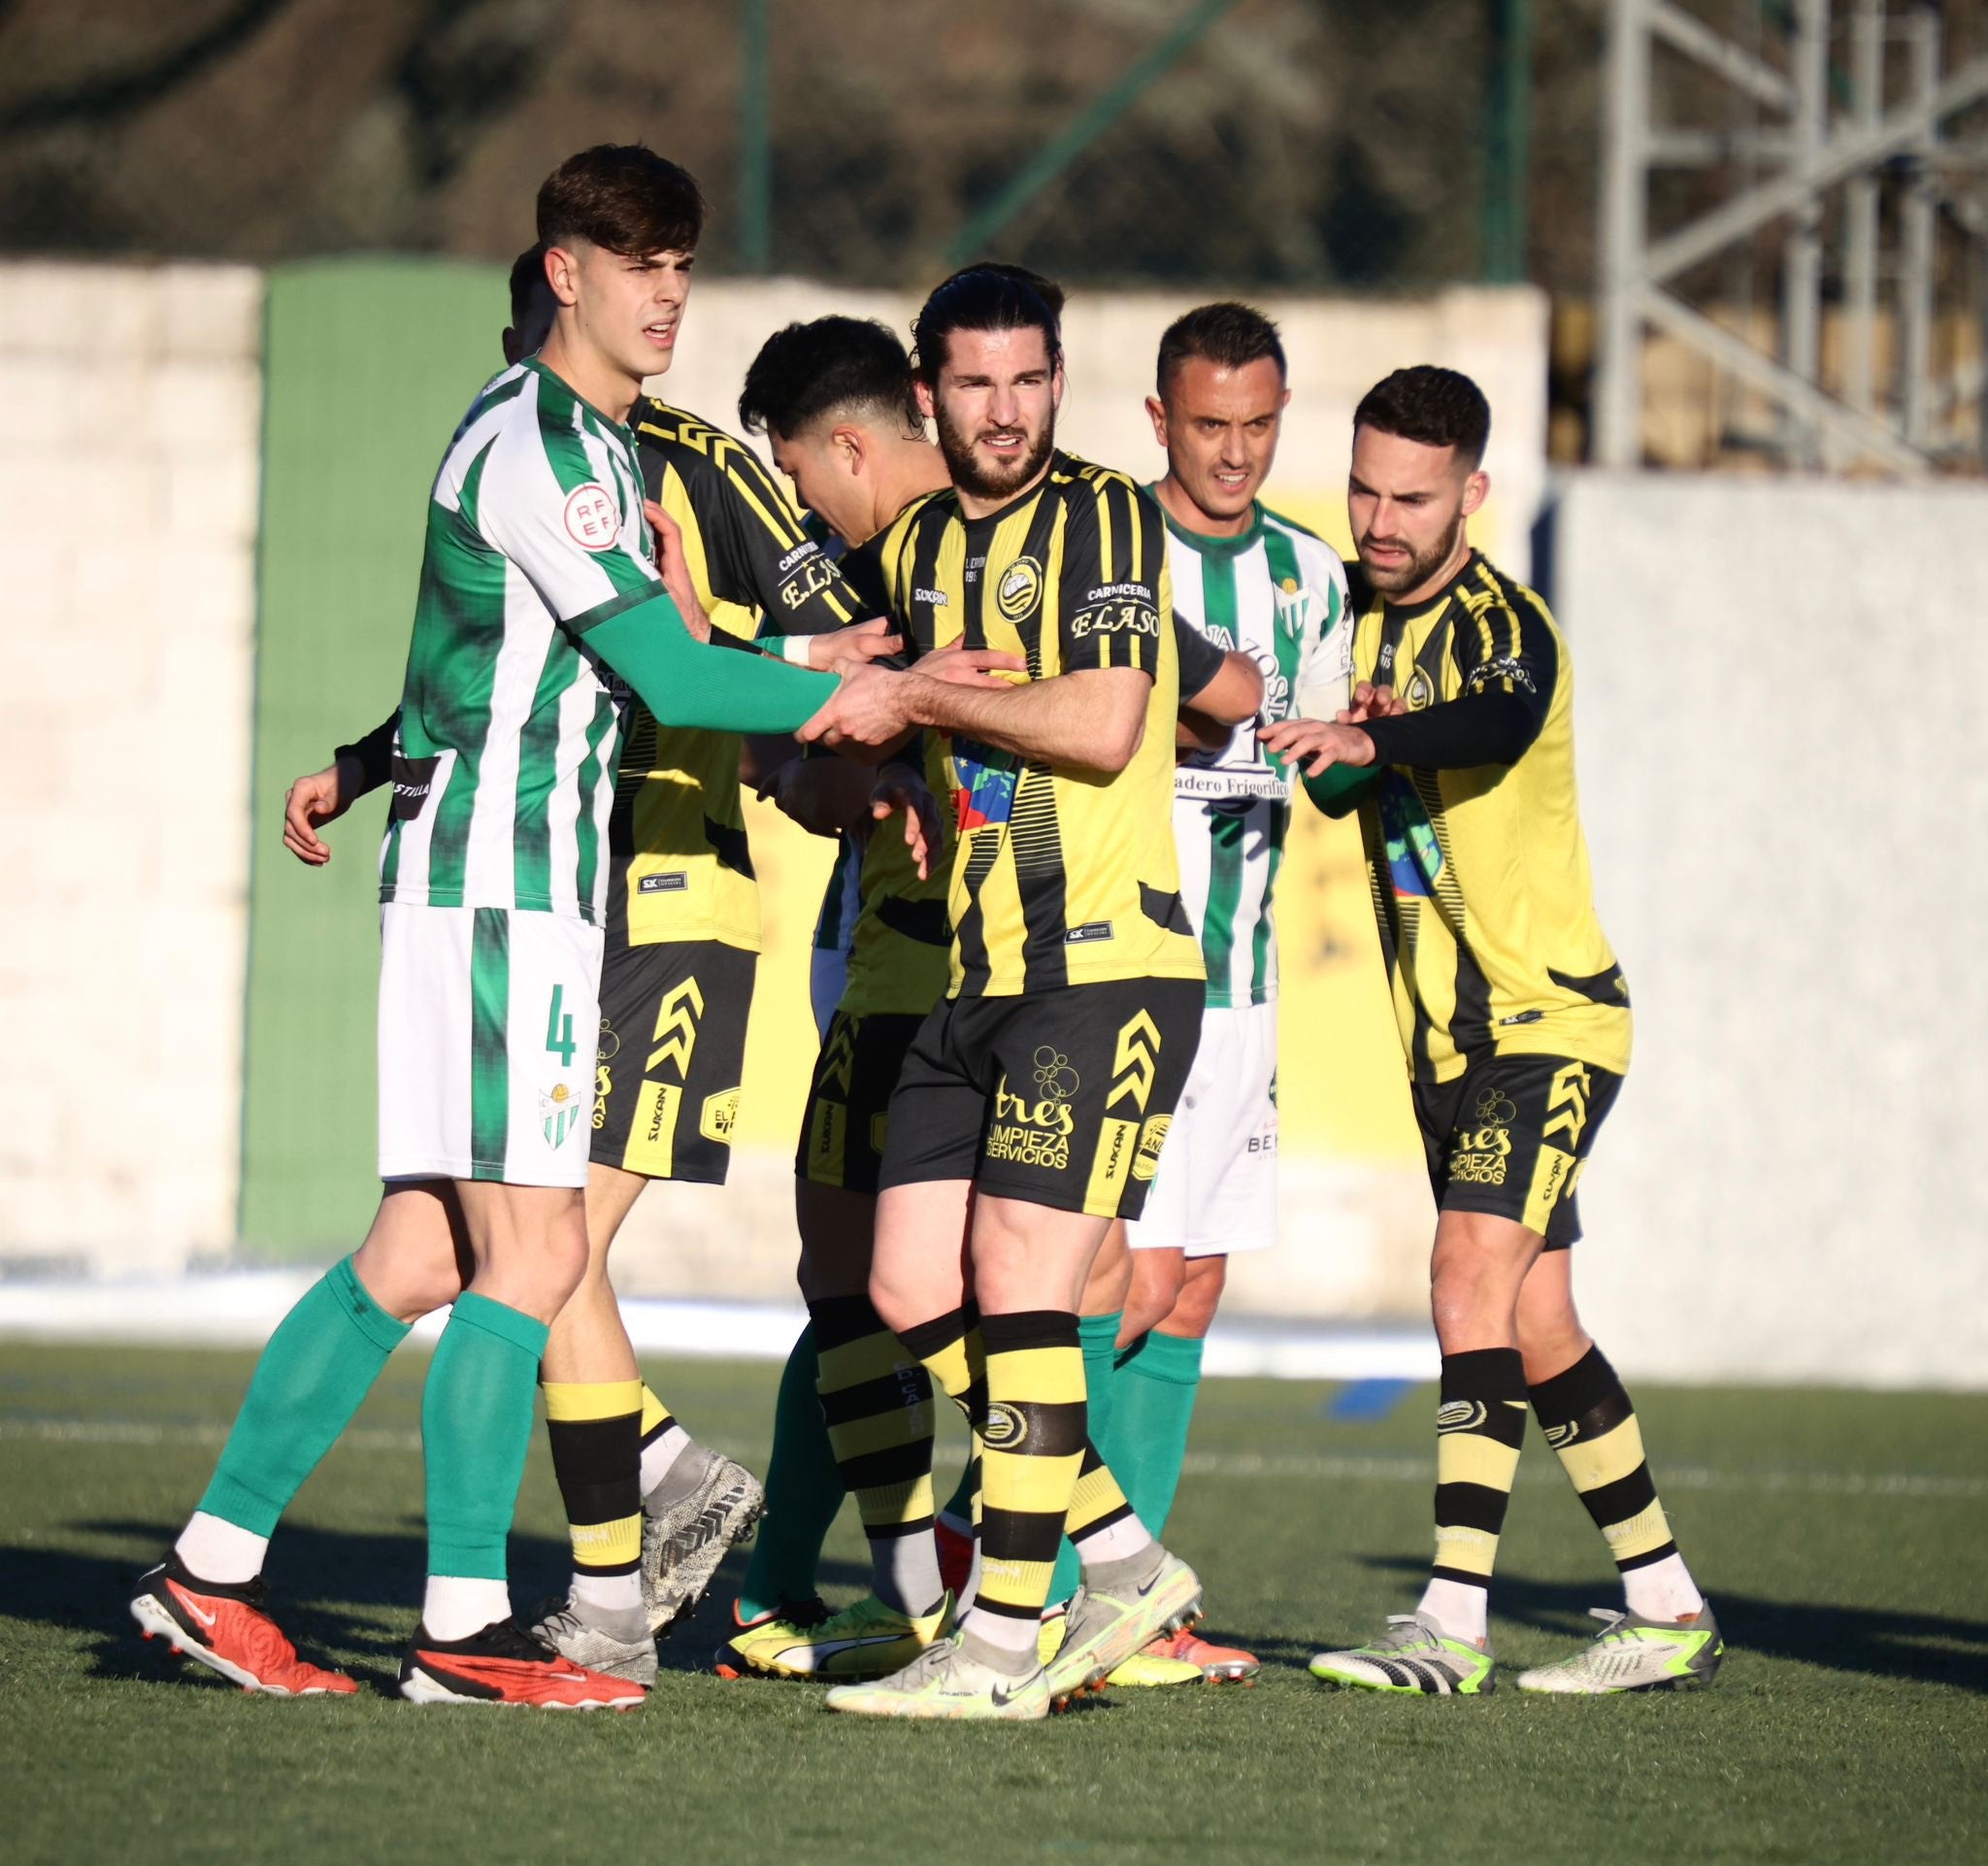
[1461,469,1489,518]
[1050,358,1066,412]
[1144,394,1168,449]
[913,376,937,422]
[833,423,864,476]
[544,243,582,308]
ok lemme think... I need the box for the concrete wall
[1547,471,1988,1387]
[0,262,264,1271]
[653,280,1551,577]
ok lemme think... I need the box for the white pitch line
[2,1417,1981,1500]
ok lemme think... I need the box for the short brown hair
[1156,301,1285,398]
[1353,366,1491,468]
[911,264,1062,384]
[536,145,704,257]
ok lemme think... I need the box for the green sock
[1045,1311,1124,1608]
[197,1256,411,1534]
[1109,1329,1204,1540]
[738,1325,847,1619]
[422,1291,548,1580]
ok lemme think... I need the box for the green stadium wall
[238,259,511,1256]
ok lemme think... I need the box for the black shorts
[878,978,1205,1220]
[1411,1052,1624,1250]
[796,1010,927,1195]
[592,938,755,1183]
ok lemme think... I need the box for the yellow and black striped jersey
[1343,550,1631,1080]
[877,452,1204,998]
[612,398,871,950]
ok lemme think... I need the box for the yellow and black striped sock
[811,1295,941,1616]
[1529,1345,1702,1618]
[955,1310,1088,1659]
[637,1383,694,1499]
[543,1380,644,1611]
[1066,1440,1152,1571]
[1428,1348,1530,1611]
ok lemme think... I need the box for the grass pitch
[0,1344,1982,1866]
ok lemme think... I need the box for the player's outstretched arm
[576,591,839,735]
[803,663,1149,773]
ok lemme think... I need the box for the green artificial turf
[0,1345,1982,1865]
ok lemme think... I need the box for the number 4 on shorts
[546,984,577,1068]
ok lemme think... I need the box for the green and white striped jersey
[1165,500,1351,1008]
[381,358,661,925]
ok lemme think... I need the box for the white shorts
[1127,999,1277,1258]
[378,903,605,1188]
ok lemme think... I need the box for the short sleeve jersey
[612,398,871,952]
[381,358,657,925]
[878,453,1205,999]
[1347,550,1631,1080]
[1165,500,1351,1007]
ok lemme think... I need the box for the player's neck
[1385,533,1474,609]
[536,327,644,426]
[1152,471,1253,539]
[868,443,950,541]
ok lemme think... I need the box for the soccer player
[1069,302,1352,1685]
[1262,366,1722,1695]
[130,145,846,1708]
[282,235,903,1683]
[795,266,1211,1720]
[717,308,1261,1690]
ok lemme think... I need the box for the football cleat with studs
[399,1616,646,1709]
[823,1634,1053,1721]
[1516,1604,1725,1693]
[641,1452,766,1636]
[130,1556,357,1697]
[1041,1548,1204,1703]
[1309,1613,1496,1694]
[724,1591,952,1681]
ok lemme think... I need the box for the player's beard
[935,402,1055,503]
[1358,505,1465,595]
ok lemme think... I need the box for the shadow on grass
[1357,1553,1988,1692]
[0,1515,874,1692]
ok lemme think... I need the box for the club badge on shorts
[541,1081,580,1149]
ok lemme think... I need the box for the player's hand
[1259,716,1376,776]
[805,617,902,672]
[1339,681,1406,725]
[869,762,944,881]
[916,644,1026,688]
[798,663,918,750]
[643,498,712,642]
[282,760,356,865]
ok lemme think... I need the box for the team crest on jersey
[1404,667,1436,710]
[995,556,1044,623]
[541,1081,580,1148]
[1273,582,1312,643]
[563,483,620,550]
